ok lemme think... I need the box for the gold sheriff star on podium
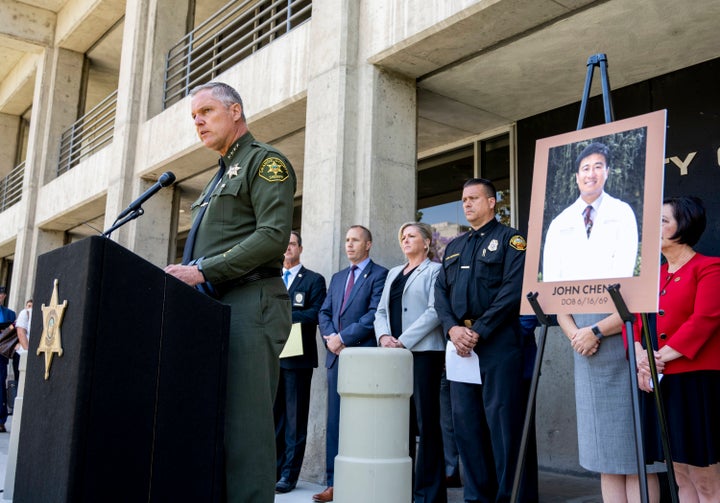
[36,279,68,380]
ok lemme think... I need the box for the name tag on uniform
[293,291,305,307]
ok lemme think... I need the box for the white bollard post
[334,347,413,503]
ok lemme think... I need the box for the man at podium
[165,81,297,502]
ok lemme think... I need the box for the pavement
[274,470,602,503]
[0,413,11,500]
[0,411,602,502]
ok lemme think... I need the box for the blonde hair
[398,222,434,258]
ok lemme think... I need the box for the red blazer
[635,253,720,374]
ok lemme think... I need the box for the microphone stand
[102,208,144,238]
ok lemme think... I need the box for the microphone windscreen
[159,171,176,187]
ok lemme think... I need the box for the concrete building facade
[1,0,719,484]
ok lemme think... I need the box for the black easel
[510,293,550,503]
[512,54,617,502]
[512,53,663,503]
[605,284,650,502]
[577,53,614,128]
[608,285,679,503]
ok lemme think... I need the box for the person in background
[315,225,388,502]
[434,178,534,502]
[374,221,447,503]
[0,286,16,433]
[557,310,662,501]
[274,231,326,494]
[636,196,720,501]
[12,299,32,382]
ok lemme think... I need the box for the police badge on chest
[293,292,305,307]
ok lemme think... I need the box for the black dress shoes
[275,477,297,493]
[445,473,462,488]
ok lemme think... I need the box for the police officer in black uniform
[434,178,537,503]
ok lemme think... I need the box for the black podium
[14,236,230,502]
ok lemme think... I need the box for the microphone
[116,171,176,221]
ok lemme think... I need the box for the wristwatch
[590,324,604,340]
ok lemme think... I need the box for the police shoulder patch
[509,235,527,251]
[258,157,289,182]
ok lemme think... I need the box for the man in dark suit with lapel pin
[274,231,327,494]
[313,225,388,502]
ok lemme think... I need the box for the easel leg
[511,293,550,503]
[640,313,679,503]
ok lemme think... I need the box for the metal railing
[163,0,311,109]
[0,162,25,211]
[58,89,118,176]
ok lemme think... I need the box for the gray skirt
[572,314,664,474]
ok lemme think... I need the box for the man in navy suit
[313,225,388,502]
[274,231,327,493]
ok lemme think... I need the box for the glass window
[417,132,512,259]
[481,134,511,227]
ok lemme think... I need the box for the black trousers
[274,367,313,482]
[450,350,527,503]
[0,355,8,424]
[410,351,447,503]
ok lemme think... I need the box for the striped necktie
[583,205,593,237]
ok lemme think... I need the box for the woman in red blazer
[636,196,720,501]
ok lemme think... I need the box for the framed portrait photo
[521,109,667,315]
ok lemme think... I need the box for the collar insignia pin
[228,165,240,179]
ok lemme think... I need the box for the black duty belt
[209,267,282,298]
[225,267,281,289]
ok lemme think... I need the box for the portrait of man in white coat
[542,141,639,282]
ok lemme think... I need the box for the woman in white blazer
[374,222,447,503]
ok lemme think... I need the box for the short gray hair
[190,82,245,120]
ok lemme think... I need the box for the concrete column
[106,0,176,267]
[34,49,84,186]
[301,0,416,278]
[335,348,413,502]
[140,0,194,119]
[300,0,417,483]
[12,47,83,304]
[0,113,20,176]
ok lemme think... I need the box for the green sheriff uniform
[189,132,296,502]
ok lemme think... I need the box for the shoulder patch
[258,157,289,182]
[509,235,527,251]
